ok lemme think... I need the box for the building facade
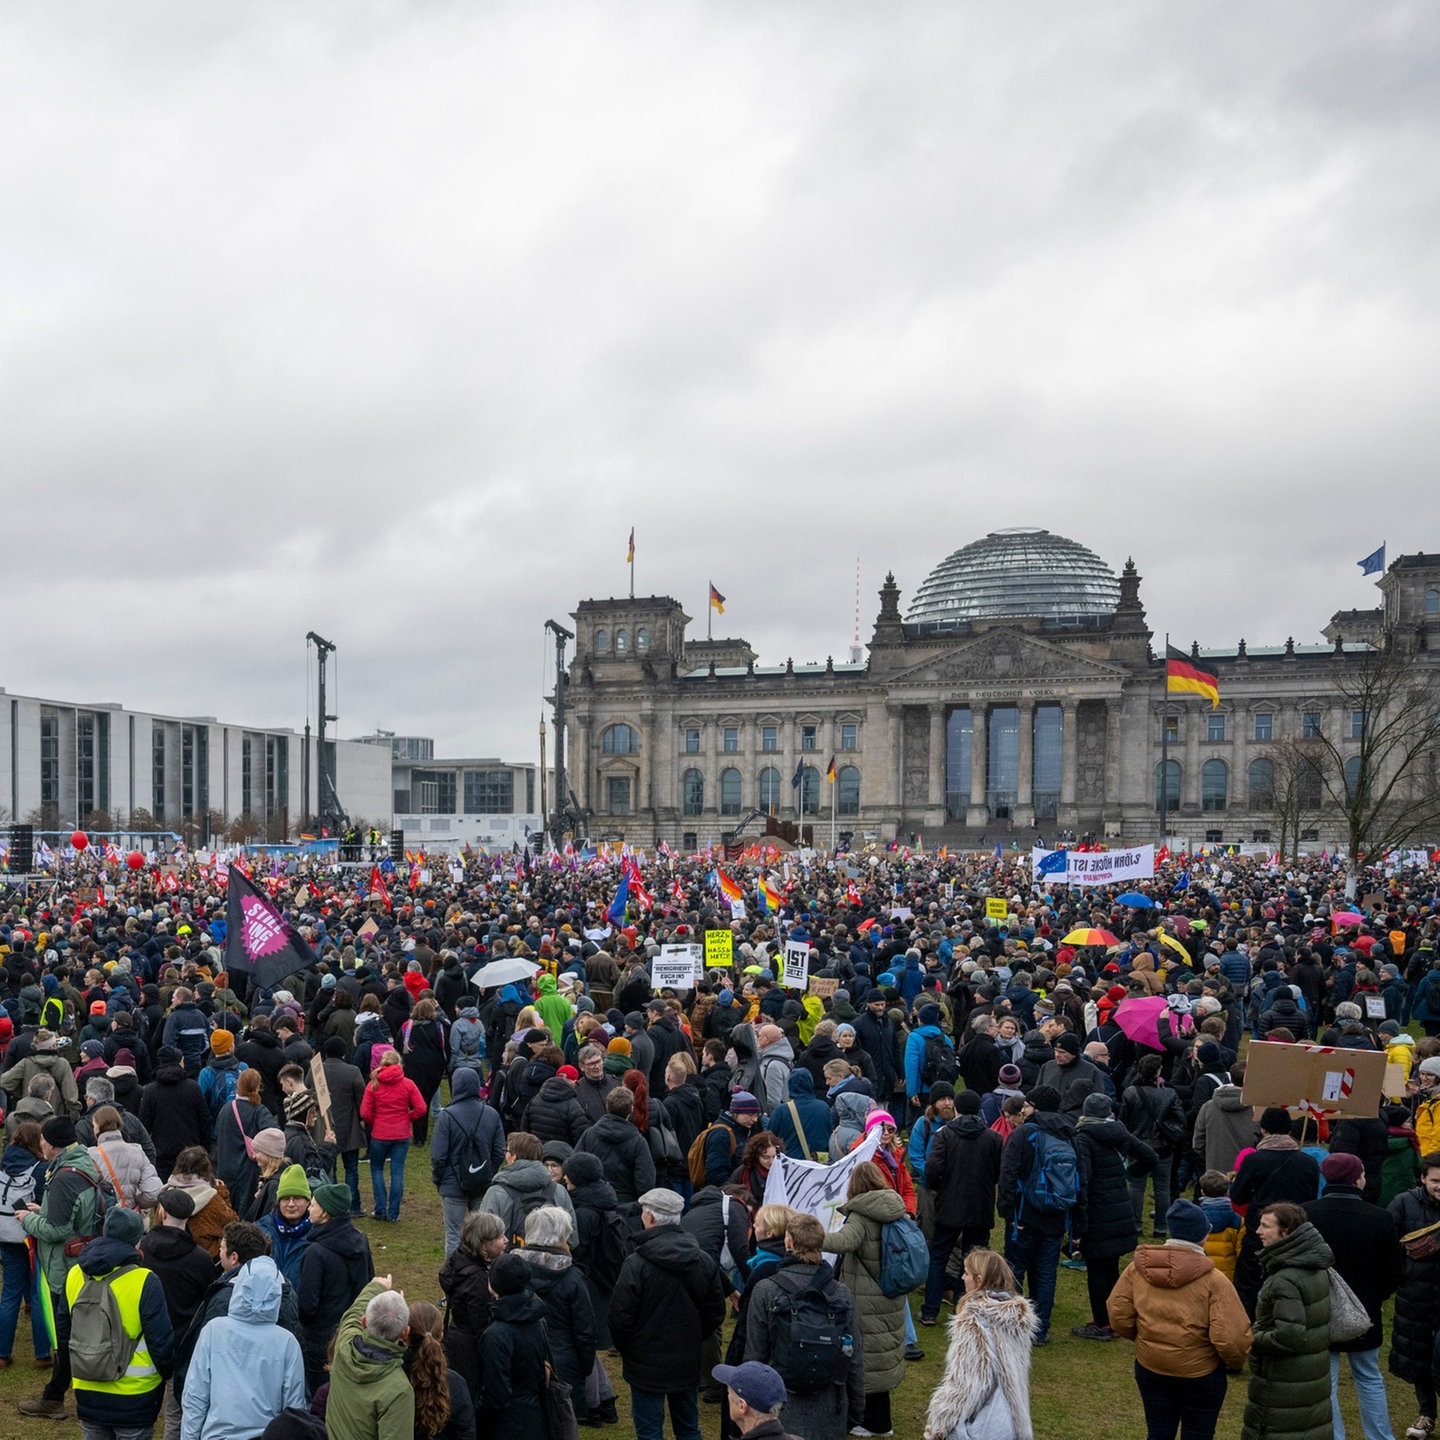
[565,530,1440,850]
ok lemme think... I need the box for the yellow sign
[704,930,735,968]
[985,897,1009,922]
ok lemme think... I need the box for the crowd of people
[0,842,1437,1440]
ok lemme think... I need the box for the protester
[0,1119,51,1369]
[405,1298,475,1440]
[297,1180,374,1392]
[516,1204,597,1417]
[325,1276,415,1440]
[360,1050,428,1223]
[430,1066,506,1258]
[256,1166,314,1287]
[478,1131,576,1244]
[712,1360,804,1440]
[1387,1150,1440,1440]
[475,1251,551,1440]
[437,1209,507,1410]
[575,1086,657,1204]
[1231,1107,1322,1317]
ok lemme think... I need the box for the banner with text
[762,1132,879,1263]
[653,945,700,991]
[1031,845,1155,888]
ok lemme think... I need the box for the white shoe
[1407,1420,1435,1440]
[849,1429,875,1437]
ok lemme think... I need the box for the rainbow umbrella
[1061,927,1120,947]
[30,1240,55,1351]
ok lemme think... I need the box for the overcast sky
[4,3,1437,766]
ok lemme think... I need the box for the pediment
[887,628,1127,688]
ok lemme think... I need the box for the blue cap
[712,1362,786,1412]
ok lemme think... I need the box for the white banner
[653,944,700,991]
[782,941,810,991]
[1031,845,1156,888]
[762,1132,880,1263]
[729,899,748,921]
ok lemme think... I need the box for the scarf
[1256,1135,1299,1152]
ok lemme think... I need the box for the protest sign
[357,917,379,943]
[985,897,1009,921]
[808,976,839,999]
[1241,1040,1385,1121]
[782,941,810,990]
[705,930,734,968]
[729,899,747,921]
[763,1133,879,1263]
[654,945,700,991]
[1031,845,1155,888]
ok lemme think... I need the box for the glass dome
[904,527,1120,632]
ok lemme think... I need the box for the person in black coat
[699,1044,734,1123]
[957,1014,1004,1097]
[438,1210,507,1405]
[681,1185,753,1288]
[574,1046,620,1126]
[920,1090,1004,1324]
[235,1020,288,1115]
[296,1183,374,1392]
[1070,1093,1157,1339]
[515,1205,597,1413]
[522,1073,590,1147]
[476,1253,550,1440]
[1329,1114,1391,1205]
[643,1002,693,1095]
[854,998,900,1098]
[660,1064,708,1167]
[139,1047,214,1176]
[1388,1156,1440,1432]
[573,1089,656,1204]
[136,1188,220,1339]
[563,1151,624,1352]
[796,1023,844,1092]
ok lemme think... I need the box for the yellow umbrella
[1157,932,1190,962]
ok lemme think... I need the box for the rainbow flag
[717,869,744,905]
[757,876,782,912]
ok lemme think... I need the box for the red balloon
[126,851,145,870]
[70,831,88,851]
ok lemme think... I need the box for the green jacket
[1242,1220,1334,1440]
[21,1144,104,1293]
[323,1279,414,1440]
[825,1186,908,1396]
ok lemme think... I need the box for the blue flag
[1172,872,1190,893]
[1037,848,1068,876]
[1357,544,1385,576]
[606,870,630,925]
[790,759,805,790]
[993,842,1002,859]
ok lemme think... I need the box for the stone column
[1103,702,1123,813]
[1060,700,1079,808]
[576,717,592,813]
[639,713,655,814]
[1014,700,1035,825]
[966,706,988,827]
[1183,707,1202,811]
[1231,705,1248,827]
[887,707,903,818]
[928,704,946,810]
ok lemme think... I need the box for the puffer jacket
[515,1245,596,1389]
[925,1113,1004,1231]
[1242,1222,1334,1440]
[358,1061,427,1140]
[522,1077,590,1147]
[1073,1117,1155,1260]
[89,1130,163,1212]
[574,1113,655,1204]
[824,1185,908,1394]
[1108,1241,1253,1378]
[1388,1184,1440,1383]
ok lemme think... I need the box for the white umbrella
[471,957,540,988]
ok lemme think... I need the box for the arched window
[800,765,821,815]
[1155,760,1181,813]
[1248,758,1275,808]
[594,629,610,653]
[682,769,704,816]
[1343,755,1363,800]
[720,768,742,816]
[614,628,629,653]
[837,765,861,816]
[758,767,781,813]
[1201,758,1228,812]
[635,626,650,652]
[1427,588,1440,615]
[1299,758,1324,808]
[601,724,638,755]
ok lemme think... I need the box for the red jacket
[360,1062,428,1140]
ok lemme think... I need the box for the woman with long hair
[406,1299,475,1440]
[622,1069,650,1133]
[925,1250,1037,1440]
[213,1067,272,1209]
[401,997,449,1144]
[730,1131,782,1209]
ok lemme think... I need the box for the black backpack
[920,1034,959,1088]
[767,1271,853,1395]
[586,1207,633,1291]
[450,1114,496,1198]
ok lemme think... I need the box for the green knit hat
[276,1165,312,1201]
[313,1181,353,1218]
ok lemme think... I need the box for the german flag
[709,583,725,614]
[1166,644,1220,708]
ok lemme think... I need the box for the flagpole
[830,772,837,853]
[1159,631,1170,849]
[629,529,635,600]
[708,590,713,642]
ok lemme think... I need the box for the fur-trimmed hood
[925,1290,1037,1440]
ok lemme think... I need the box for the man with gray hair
[711,1362,800,1440]
[324,1274,414,1440]
[76,1074,158,1162]
[611,1188,726,1440]
[3,1072,56,1140]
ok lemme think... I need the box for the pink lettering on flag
[240,894,289,959]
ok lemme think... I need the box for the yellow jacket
[64,1250,173,1411]
[1416,1094,1440,1157]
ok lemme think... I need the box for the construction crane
[306,631,349,837]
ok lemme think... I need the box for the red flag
[369,866,393,913]
[1157,845,1170,864]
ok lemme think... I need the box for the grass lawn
[0,1149,1417,1440]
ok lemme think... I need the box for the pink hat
[864,1110,896,1132]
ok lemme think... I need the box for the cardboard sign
[309,1054,334,1137]
[704,930,735,968]
[782,941,810,991]
[653,945,700,991]
[985,897,1009,921]
[357,917,380,943]
[808,976,840,999]
[1364,995,1387,1020]
[1241,1040,1386,1120]
[1384,1062,1409,1101]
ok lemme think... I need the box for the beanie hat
[284,1091,315,1124]
[918,1003,942,1028]
[1165,1199,1209,1245]
[1029,1085,1061,1113]
[1320,1152,1365,1187]
[556,1065,579,1081]
[955,1090,982,1115]
[606,1037,632,1057]
[103,1207,146,1246]
[928,1081,956,1104]
[277,1165,313,1200]
[718,989,735,1007]
[998,1064,1023,1087]
[863,1109,896,1132]
[313,1182,352,1218]
[157,1186,196,1219]
[563,1152,605,1187]
[1260,1106,1293,1135]
[1195,1041,1222,1068]
[252,1128,287,1159]
[490,1252,531,1296]
[209,1028,235,1055]
[89,1000,107,1016]
[1082,1092,1114,1119]
[323,1036,348,1059]
[1054,1033,1081,1056]
[729,1091,761,1115]
[542,1140,574,1165]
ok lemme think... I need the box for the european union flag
[791,759,805,790]
[1037,849,1068,876]
[1357,544,1385,576]
[606,870,630,925]
[1172,872,1190,893]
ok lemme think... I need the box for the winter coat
[477,1159,576,1243]
[957,1030,1004,1097]
[682,1185,754,1283]
[137,1223,219,1339]
[645,1011,692,1094]
[797,1032,844,1091]
[139,1063,213,1174]
[1108,1241,1253,1377]
[235,1030,288,1113]
[2,1050,81,1115]
[1380,1131,1421,1208]
[213,1096,274,1209]
[180,1255,306,1440]
[430,1068,507,1200]
[522,1076,589,1146]
[1118,1080,1184,1156]
[925,1291,1038,1440]
[163,1002,212,1076]
[903,1023,952,1100]
[830,1092,871,1161]
[1303,1185,1403,1353]
[567,1166,621,1346]
[1192,1085,1259,1174]
[21,1141,105,1293]
[359,1062,428,1140]
[767,1068,833,1162]
[401,1016,449,1100]
[824,1186,908,1394]
[1232,1147,1321,1234]
[1242,1221,1334,1440]
[1073,1117,1156,1259]
[660,1075,708,1159]
[853,1011,900,1096]
[476,1288,550,1440]
[1327,1117,1390,1204]
[256,1209,313,1289]
[574,1071,619,1125]
[925,1114,1004,1231]
[296,1215,374,1375]
[514,1245,597,1387]
[574,1112,656,1204]
[322,1056,367,1153]
[611,1221,727,1394]
[744,1258,864,1440]
[438,1245,493,1400]
[756,1033,796,1115]
[1387,1184,1440,1383]
[998,1112,1084,1239]
[326,1278,414,1440]
[88,1129,162,1212]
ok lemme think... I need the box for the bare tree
[127,808,160,834]
[1304,647,1440,863]
[227,812,265,845]
[1260,739,1327,861]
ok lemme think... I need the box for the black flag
[225,865,318,992]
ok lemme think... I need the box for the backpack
[768,1274,853,1394]
[1017,1127,1080,1219]
[876,1216,929,1298]
[201,1064,243,1122]
[69,1264,140,1383]
[989,1113,1018,1143]
[0,1166,37,1243]
[920,1034,959,1089]
[508,1187,552,1247]
[687,1122,736,1189]
[450,1114,496,1198]
[58,1166,110,1258]
[587,1206,633,1291]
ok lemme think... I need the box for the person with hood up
[797,1017,845,1091]
[921,1090,1005,1326]
[1192,1065,1260,1174]
[478,1130,577,1243]
[360,1050,428,1223]
[1242,1202,1334,1440]
[576,1086,657,1203]
[326,1277,416,1440]
[767,1067,832,1163]
[753,1024,795,1117]
[829,1090,871,1160]
[448,1005,486,1077]
[903,1004,954,1124]
[1069,1091,1157,1341]
[1107,1198,1253,1440]
[924,1248,1037,1440]
[433,949,470,1021]
[532,972,572,1044]
[180,1254,305,1440]
[515,1204,597,1417]
[297,1180,375,1392]
[430,1066,507,1258]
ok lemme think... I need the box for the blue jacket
[898,955,925,1007]
[903,1023,951,1099]
[766,1070,833,1161]
[255,1211,312,1290]
[1218,949,1250,990]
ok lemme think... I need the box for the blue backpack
[876,1216,929,1298]
[1017,1127,1080,1220]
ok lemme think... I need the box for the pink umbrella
[1113,995,1178,1051]
[1331,911,1365,928]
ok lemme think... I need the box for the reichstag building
[564,530,1440,850]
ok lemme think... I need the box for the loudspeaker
[389,828,405,861]
[8,824,33,875]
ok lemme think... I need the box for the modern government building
[564,530,1440,851]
